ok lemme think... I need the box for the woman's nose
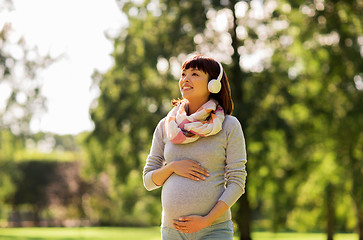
[180,76,188,84]
[182,75,190,82]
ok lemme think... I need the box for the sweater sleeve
[143,119,166,191]
[218,117,247,207]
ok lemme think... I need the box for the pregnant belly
[161,173,225,222]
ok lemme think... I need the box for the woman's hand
[173,215,212,233]
[171,160,209,181]
[173,201,229,234]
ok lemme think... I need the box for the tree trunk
[349,150,363,240]
[355,200,363,240]
[326,184,334,240]
[10,208,21,227]
[33,205,41,227]
[236,191,252,240]
[228,1,252,239]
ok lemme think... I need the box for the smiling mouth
[183,87,192,90]
[182,85,193,90]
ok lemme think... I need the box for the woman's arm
[144,119,210,190]
[143,120,166,190]
[218,117,247,207]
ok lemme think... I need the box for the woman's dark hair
[172,55,234,115]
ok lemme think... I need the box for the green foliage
[0,21,52,135]
[0,1,55,223]
[0,130,20,222]
[232,0,362,235]
[8,161,88,224]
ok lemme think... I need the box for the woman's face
[179,67,210,101]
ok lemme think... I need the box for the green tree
[0,0,53,221]
[244,1,362,239]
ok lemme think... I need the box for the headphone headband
[216,61,223,81]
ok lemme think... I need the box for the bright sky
[7,0,126,135]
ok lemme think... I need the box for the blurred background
[0,0,362,240]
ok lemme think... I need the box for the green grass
[0,227,160,240]
[250,232,357,240]
[0,227,358,240]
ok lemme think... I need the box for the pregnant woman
[143,55,247,240]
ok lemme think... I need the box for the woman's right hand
[170,160,209,181]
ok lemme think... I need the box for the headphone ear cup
[208,79,222,93]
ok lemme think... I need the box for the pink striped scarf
[165,99,225,144]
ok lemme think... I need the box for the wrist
[165,162,175,174]
[203,214,215,226]
[204,201,229,226]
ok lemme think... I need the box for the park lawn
[0,227,160,240]
[251,232,357,240]
[0,227,358,240]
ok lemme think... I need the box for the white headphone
[208,61,223,93]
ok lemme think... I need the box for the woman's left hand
[172,215,211,233]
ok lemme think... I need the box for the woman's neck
[186,97,209,115]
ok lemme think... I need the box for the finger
[174,225,186,233]
[186,160,208,173]
[191,168,210,179]
[173,221,187,228]
[189,160,206,169]
[190,170,210,180]
[173,223,181,229]
[190,168,209,177]
[189,171,207,180]
[191,165,209,176]
[173,223,181,231]
[180,229,190,234]
[175,225,188,233]
[190,160,201,165]
[173,218,188,224]
[187,173,202,181]
[178,216,191,222]
[183,159,200,166]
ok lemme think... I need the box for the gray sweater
[143,115,247,227]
